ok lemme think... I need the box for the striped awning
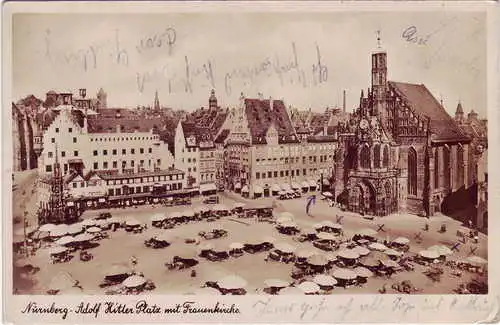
[241,185,249,192]
[271,184,281,192]
[254,186,263,194]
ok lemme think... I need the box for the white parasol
[297,281,320,294]
[151,214,166,222]
[54,236,75,246]
[48,246,68,255]
[392,237,410,245]
[419,250,440,259]
[264,279,290,288]
[295,249,314,259]
[354,266,374,278]
[122,275,146,288]
[384,249,403,257]
[86,226,102,234]
[369,242,389,251]
[428,245,453,256]
[279,287,305,295]
[352,246,370,256]
[229,242,244,250]
[217,275,247,290]
[39,223,57,232]
[274,242,296,254]
[466,255,487,265]
[73,233,94,242]
[332,268,357,280]
[313,274,338,287]
[307,254,329,266]
[316,232,337,241]
[104,264,132,276]
[337,249,360,260]
[356,228,378,237]
[125,219,140,227]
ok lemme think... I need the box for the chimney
[343,90,346,112]
[269,96,273,110]
[258,92,264,100]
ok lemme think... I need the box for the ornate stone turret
[455,101,464,123]
[209,89,218,110]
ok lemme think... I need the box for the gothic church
[335,46,471,217]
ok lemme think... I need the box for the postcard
[3,1,498,323]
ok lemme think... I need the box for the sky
[12,11,486,117]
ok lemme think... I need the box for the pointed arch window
[456,145,464,188]
[408,147,417,195]
[382,146,389,167]
[374,144,381,168]
[443,146,451,189]
[360,145,370,169]
[434,148,440,188]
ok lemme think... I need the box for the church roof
[244,98,299,144]
[388,81,470,142]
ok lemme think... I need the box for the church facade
[335,48,471,217]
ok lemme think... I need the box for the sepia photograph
[8,6,489,302]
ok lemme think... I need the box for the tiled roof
[181,121,214,147]
[244,98,298,144]
[307,135,337,143]
[214,129,230,144]
[388,81,470,142]
[87,116,160,134]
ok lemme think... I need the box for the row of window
[256,168,308,179]
[200,173,215,181]
[51,137,77,143]
[47,150,79,158]
[90,136,158,142]
[182,147,198,153]
[92,159,161,170]
[105,174,182,185]
[256,155,333,164]
[54,127,73,133]
[93,148,153,156]
[200,151,215,158]
[107,182,182,196]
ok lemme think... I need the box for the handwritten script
[252,295,497,322]
[41,27,329,96]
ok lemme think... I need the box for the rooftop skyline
[13,12,486,116]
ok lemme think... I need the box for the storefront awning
[254,186,263,194]
[235,182,242,189]
[323,179,330,185]
[271,184,281,192]
[98,198,106,203]
[281,184,291,191]
[301,181,309,188]
[200,183,217,192]
[68,159,83,164]
[241,185,249,192]
[291,182,301,189]
[309,180,317,187]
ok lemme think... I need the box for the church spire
[154,90,160,111]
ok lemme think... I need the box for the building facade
[36,91,178,206]
[224,94,337,198]
[335,47,472,217]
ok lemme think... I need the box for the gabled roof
[87,116,160,134]
[214,129,230,144]
[181,121,214,147]
[244,98,298,144]
[388,81,470,142]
